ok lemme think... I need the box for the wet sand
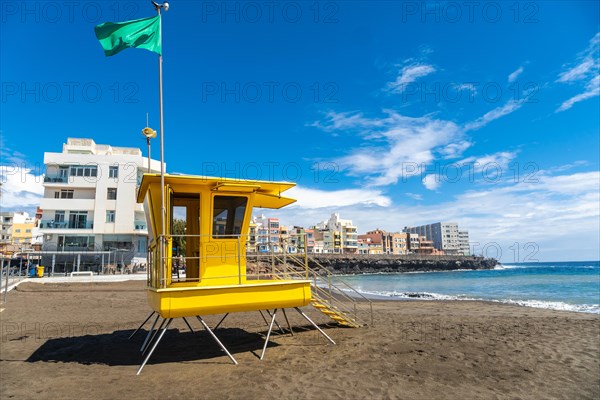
[1,280,598,399]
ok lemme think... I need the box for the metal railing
[147,232,373,326]
[39,220,94,229]
[270,250,373,327]
[43,176,68,183]
[0,257,32,304]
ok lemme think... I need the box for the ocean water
[340,261,600,314]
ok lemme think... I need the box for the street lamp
[142,126,157,173]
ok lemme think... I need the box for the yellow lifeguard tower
[132,173,336,373]
[92,1,372,375]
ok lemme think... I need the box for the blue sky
[1,1,599,262]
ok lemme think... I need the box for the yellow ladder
[310,298,362,328]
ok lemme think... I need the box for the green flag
[95,15,161,57]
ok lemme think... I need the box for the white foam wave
[500,299,600,314]
[495,264,530,270]
[496,263,599,270]
[351,289,600,314]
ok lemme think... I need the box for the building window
[70,165,98,177]
[60,189,74,199]
[54,192,59,198]
[137,237,147,253]
[58,235,94,250]
[26,229,31,233]
[109,166,119,179]
[68,211,88,229]
[212,196,247,238]
[107,188,117,200]
[106,210,116,223]
[15,229,21,233]
[54,211,65,223]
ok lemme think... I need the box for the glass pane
[212,196,247,238]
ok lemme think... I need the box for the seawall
[305,254,498,275]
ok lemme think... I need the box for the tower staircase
[267,253,373,328]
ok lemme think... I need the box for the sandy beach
[1,280,598,400]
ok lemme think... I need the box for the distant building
[316,213,358,254]
[38,138,162,271]
[254,214,280,253]
[247,220,257,252]
[458,230,470,256]
[362,229,409,255]
[357,236,383,254]
[305,228,315,253]
[0,211,41,252]
[404,222,468,255]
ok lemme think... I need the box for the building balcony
[134,221,148,230]
[39,220,94,229]
[44,176,69,183]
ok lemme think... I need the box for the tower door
[172,194,201,281]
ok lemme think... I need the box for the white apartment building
[316,213,358,254]
[39,138,162,271]
[404,222,469,256]
[458,230,470,256]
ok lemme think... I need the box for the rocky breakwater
[308,254,498,275]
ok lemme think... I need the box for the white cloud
[439,140,472,159]
[315,98,525,188]
[459,151,519,174]
[453,83,478,96]
[309,110,386,131]
[0,165,44,212]
[323,110,464,186]
[269,171,600,261]
[464,98,526,131]
[556,32,600,112]
[405,193,423,201]
[557,58,595,83]
[287,186,391,208]
[387,63,436,92]
[557,74,600,112]
[422,174,441,190]
[508,66,524,83]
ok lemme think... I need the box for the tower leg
[213,313,229,330]
[260,309,278,360]
[294,307,336,345]
[182,317,194,333]
[265,309,286,335]
[282,308,294,336]
[140,313,160,352]
[129,311,156,340]
[137,318,172,375]
[196,316,238,365]
[142,318,167,354]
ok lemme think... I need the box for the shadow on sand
[25,323,337,367]
[26,327,278,366]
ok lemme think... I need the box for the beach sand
[1,280,598,399]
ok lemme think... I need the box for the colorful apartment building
[315,213,358,254]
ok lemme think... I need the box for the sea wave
[496,263,599,270]
[350,289,600,314]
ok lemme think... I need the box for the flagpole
[153,1,168,286]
